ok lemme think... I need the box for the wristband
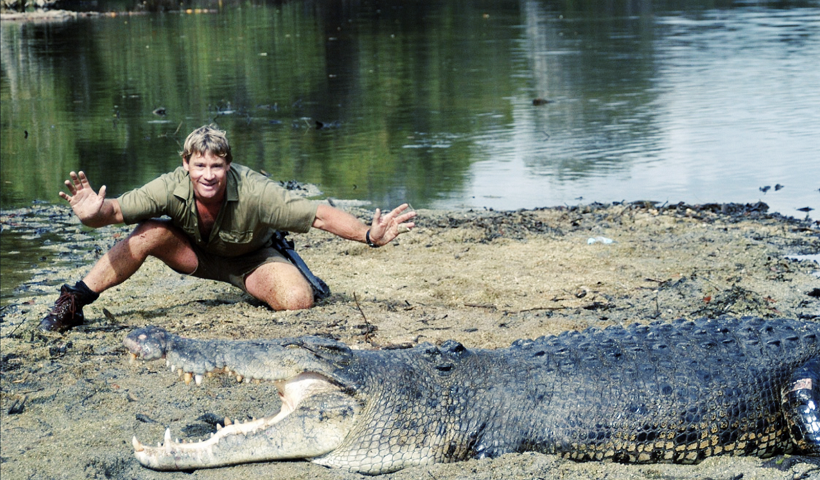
[365,229,379,248]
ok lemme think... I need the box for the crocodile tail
[782,357,820,454]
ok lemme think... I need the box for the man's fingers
[384,204,408,220]
[65,171,98,195]
[396,220,416,234]
[371,208,382,227]
[387,204,416,226]
[78,171,91,189]
[397,211,417,224]
[98,185,107,200]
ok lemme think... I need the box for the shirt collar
[173,170,190,201]
[225,166,238,202]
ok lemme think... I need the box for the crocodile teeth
[236,375,244,383]
[216,424,222,430]
[224,417,232,426]
[129,353,137,364]
[195,374,203,386]
[183,372,192,385]
[132,436,144,452]
[164,428,173,453]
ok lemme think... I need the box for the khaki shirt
[118,164,318,257]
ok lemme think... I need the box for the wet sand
[1,201,819,479]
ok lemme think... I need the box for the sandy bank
[1,201,819,479]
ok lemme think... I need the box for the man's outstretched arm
[59,171,124,228]
[311,203,416,247]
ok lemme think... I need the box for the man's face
[183,151,230,204]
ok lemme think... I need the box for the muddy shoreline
[1,201,820,479]
[0,8,214,22]
[0,9,102,21]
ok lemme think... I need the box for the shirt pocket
[218,230,255,245]
[179,225,201,242]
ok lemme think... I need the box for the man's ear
[182,158,190,173]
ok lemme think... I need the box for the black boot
[39,282,98,333]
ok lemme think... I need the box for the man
[39,125,416,333]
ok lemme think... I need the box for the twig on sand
[353,292,375,344]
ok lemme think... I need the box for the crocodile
[124,316,820,474]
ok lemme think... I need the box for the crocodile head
[124,326,363,471]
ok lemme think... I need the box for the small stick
[352,292,374,344]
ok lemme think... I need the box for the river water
[1,0,819,304]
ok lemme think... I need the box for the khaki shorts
[183,244,289,293]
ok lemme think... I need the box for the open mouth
[129,353,349,469]
[123,327,362,471]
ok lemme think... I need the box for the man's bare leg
[244,262,314,311]
[40,220,198,332]
[83,220,198,293]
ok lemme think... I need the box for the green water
[1,1,524,208]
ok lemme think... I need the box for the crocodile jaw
[132,373,360,470]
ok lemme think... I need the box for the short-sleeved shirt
[117,163,319,257]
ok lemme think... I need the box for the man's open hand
[368,204,417,246]
[59,171,109,226]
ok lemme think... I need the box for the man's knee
[276,284,314,311]
[246,262,315,311]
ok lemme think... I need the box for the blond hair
[180,125,232,163]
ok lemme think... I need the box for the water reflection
[450,0,820,211]
[2,0,819,303]
[2,0,520,209]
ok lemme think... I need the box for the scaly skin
[125,317,820,474]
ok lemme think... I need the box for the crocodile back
[323,317,819,473]
[506,316,820,463]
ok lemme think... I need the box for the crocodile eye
[139,334,148,340]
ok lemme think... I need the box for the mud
[1,201,820,479]
[0,9,101,21]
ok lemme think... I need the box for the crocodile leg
[782,356,820,455]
